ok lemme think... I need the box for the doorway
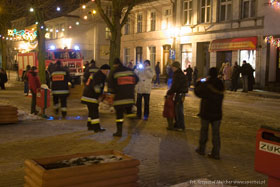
[216,51,232,70]
[162,44,171,75]
[196,42,210,78]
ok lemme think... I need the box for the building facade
[121,0,280,88]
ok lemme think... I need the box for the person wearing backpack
[166,61,188,132]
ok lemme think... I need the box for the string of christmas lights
[265,36,280,48]
[269,0,280,8]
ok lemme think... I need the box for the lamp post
[167,27,180,62]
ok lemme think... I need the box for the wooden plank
[24,176,41,187]
[42,160,140,179]
[24,159,45,178]
[24,167,43,186]
[42,167,139,187]
[113,183,138,187]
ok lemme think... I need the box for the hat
[172,61,181,69]
[31,66,37,71]
[100,64,111,70]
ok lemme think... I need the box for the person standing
[0,68,8,90]
[108,58,139,137]
[135,60,154,120]
[81,64,111,132]
[166,62,173,89]
[23,65,31,95]
[83,59,99,84]
[194,67,225,160]
[166,61,188,131]
[185,65,193,88]
[241,60,252,92]
[248,65,255,91]
[50,60,71,118]
[27,66,41,114]
[231,62,240,91]
[154,61,161,86]
[223,62,232,90]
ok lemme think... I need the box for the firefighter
[51,60,71,118]
[81,64,111,132]
[108,58,139,137]
[83,59,99,84]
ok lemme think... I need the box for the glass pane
[207,0,210,5]
[243,1,249,18]
[190,1,192,9]
[220,5,225,21]
[227,4,232,20]
[189,10,192,24]
[201,7,205,22]
[184,11,188,24]
[207,7,210,22]
[221,0,226,2]
[251,0,256,17]
[202,0,205,7]
[185,2,188,9]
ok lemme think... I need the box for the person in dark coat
[166,62,173,89]
[0,68,8,90]
[166,61,188,131]
[81,64,110,132]
[22,65,31,95]
[194,67,225,160]
[184,65,193,88]
[154,61,161,86]
[241,60,254,92]
[50,60,71,118]
[83,59,98,84]
[27,66,41,114]
[231,62,240,91]
[108,58,139,137]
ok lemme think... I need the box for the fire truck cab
[18,48,83,84]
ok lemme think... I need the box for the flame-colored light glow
[82,5,86,9]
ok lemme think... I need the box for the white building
[121,0,280,88]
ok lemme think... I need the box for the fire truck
[17,48,84,84]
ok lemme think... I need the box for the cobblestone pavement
[0,76,279,187]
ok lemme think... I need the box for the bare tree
[94,0,148,66]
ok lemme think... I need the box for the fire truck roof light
[74,45,80,50]
[49,45,56,50]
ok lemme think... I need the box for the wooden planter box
[0,105,18,124]
[24,150,140,187]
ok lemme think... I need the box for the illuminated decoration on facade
[7,29,37,41]
[269,0,280,8]
[265,36,280,47]
[18,42,38,53]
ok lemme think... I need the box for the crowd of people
[14,58,257,160]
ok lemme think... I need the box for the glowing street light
[92,10,97,15]
[30,7,34,12]
[57,7,61,11]
[82,5,86,9]
[76,21,80,25]
[84,15,88,20]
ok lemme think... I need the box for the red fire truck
[17,48,84,84]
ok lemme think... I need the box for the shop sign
[209,37,257,52]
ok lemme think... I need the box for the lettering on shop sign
[259,141,280,155]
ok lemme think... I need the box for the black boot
[87,122,94,131]
[113,123,122,137]
[62,111,67,119]
[97,124,106,132]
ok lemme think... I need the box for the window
[183,0,192,25]
[149,46,156,66]
[105,27,111,40]
[124,17,130,35]
[137,13,143,33]
[136,47,143,64]
[150,12,156,31]
[219,0,231,21]
[55,25,59,39]
[106,6,112,17]
[200,0,211,23]
[162,8,172,29]
[124,48,130,65]
[241,0,256,19]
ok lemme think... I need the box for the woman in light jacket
[135,60,155,120]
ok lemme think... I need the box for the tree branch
[94,0,113,30]
[120,1,135,27]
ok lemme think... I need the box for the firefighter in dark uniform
[81,64,111,132]
[83,59,99,84]
[108,58,139,137]
[51,60,71,118]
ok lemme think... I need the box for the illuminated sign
[7,29,37,41]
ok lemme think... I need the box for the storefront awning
[209,37,257,52]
